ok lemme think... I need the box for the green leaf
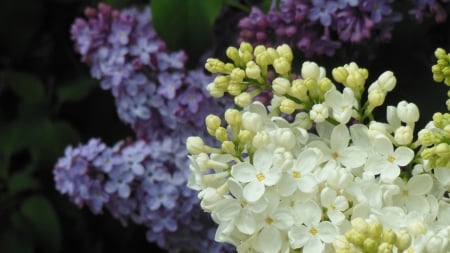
[20,195,61,253]
[2,72,45,103]
[8,168,41,194]
[151,0,225,62]
[0,120,29,178]
[57,77,97,104]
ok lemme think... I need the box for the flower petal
[243,181,265,202]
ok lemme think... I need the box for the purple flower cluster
[238,0,448,57]
[71,3,225,140]
[54,138,232,253]
[61,3,234,252]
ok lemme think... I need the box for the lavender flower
[238,0,448,57]
[70,3,229,140]
[54,138,233,253]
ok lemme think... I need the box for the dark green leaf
[8,169,41,194]
[151,0,225,61]
[57,77,98,104]
[0,121,29,178]
[20,195,62,253]
[2,72,45,103]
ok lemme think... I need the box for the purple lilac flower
[70,3,230,140]
[54,138,233,253]
[238,0,448,57]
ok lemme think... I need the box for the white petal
[374,137,394,156]
[258,226,282,253]
[236,210,257,234]
[254,148,273,170]
[288,225,310,248]
[304,237,323,252]
[227,177,244,199]
[320,187,336,207]
[405,196,429,214]
[380,164,400,182]
[294,149,318,173]
[393,146,414,166]
[407,174,433,195]
[231,162,255,183]
[278,174,297,197]
[264,167,282,186]
[340,146,367,168]
[330,124,350,152]
[299,200,321,226]
[327,209,345,224]
[215,199,240,221]
[318,221,338,243]
[298,175,318,193]
[273,209,294,230]
[243,181,265,202]
[434,167,450,187]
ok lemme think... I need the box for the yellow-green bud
[224,63,235,73]
[234,92,252,107]
[421,147,435,159]
[266,48,279,62]
[272,77,291,96]
[206,114,221,130]
[368,221,383,239]
[253,45,266,57]
[381,228,397,244]
[221,140,235,154]
[252,131,270,148]
[352,217,369,235]
[227,82,244,96]
[302,61,321,79]
[239,42,253,55]
[318,78,334,94]
[238,129,253,144]
[280,98,297,114]
[205,58,225,73]
[240,51,253,64]
[377,242,393,253]
[435,48,447,58]
[333,235,352,253]
[230,68,246,82]
[332,66,349,83]
[206,82,225,98]
[290,79,309,101]
[395,230,411,251]
[368,88,386,107]
[276,44,293,61]
[214,75,229,90]
[255,51,272,66]
[418,129,436,146]
[363,238,379,253]
[186,136,205,155]
[215,127,228,142]
[226,46,240,63]
[245,61,261,79]
[345,230,365,247]
[273,57,291,75]
[224,109,242,126]
[378,71,396,92]
[394,126,414,145]
[435,143,450,157]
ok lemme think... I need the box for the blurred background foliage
[0,0,448,252]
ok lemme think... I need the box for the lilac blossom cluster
[238,0,448,57]
[70,3,225,140]
[54,138,231,253]
[60,3,234,252]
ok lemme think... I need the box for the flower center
[265,217,273,225]
[332,151,339,159]
[309,226,318,236]
[292,171,301,178]
[387,155,396,163]
[256,172,265,182]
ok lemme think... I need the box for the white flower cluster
[187,47,450,253]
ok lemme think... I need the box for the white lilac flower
[231,148,281,202]
[364,136,414,182]
[392,174,433,214]
[324,88,358,124]
[288,200,338,252]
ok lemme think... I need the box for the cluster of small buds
[54,138,233,253]
[418,48,450,168]
[333,217,414,253]
[238,0,448,57]
[71,3,227,140]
